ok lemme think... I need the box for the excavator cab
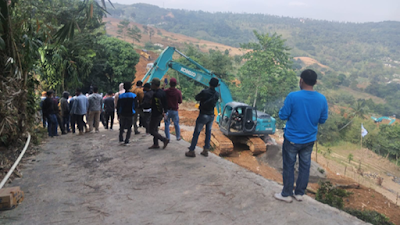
[220,102,257,136]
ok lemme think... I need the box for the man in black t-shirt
[148,78,169,149]
[185,78,219,158]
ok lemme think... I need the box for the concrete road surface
[0,126,367,225]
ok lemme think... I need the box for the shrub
[344,209,394,225]
[315,181,352,210]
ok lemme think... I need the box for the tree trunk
[253,85,258,107]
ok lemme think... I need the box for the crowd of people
[40,77,221,157]
[41,69,329,203]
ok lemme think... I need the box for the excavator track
[210,129,233,156]
[229,136,267,156]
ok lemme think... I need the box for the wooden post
[344,166,347,176]
[396,192,398,205]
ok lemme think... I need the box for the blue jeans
[63,116,70,132]
[47,114,58,137]
[164,110,180,140]
[281,138,314,197]
[189,114,214,151]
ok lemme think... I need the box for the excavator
[371,116,396,125]
[142,46,276,156]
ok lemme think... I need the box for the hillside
[107,3,400,76]
[104,17,244,55]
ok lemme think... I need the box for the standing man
[141,83,153,135]
[40,91,47,128]
[103,90,115,130]
[60,91,71,133]
[71,88,89,135]
[117,82,137,145]
[88,86,103,133]
[148,78,169,149]
[53,93,66,135]
[164,78,182,141]
[185,78,219,157]
[69,95,76,134]
[41,91,58,137]
[131,81,144,134]
[274,69,328,203]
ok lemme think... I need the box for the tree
[91,36,140,90]
[127,25,142,45]
[117,19,130,40]
[347,153,354,163]
[142,24,148,35]
[238,31,297,117]
[149,28,155,41]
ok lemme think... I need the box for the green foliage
[347,153,354,163]
[344,209,394,225]
[237,31,297,121]
[90,36,140,92]
[364,124,400,162]
[316,181,352,210]
[316,182,394,225]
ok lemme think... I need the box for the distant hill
[107,3,400,76]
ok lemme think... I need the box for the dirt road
[0,126,366,225]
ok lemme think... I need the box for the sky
[111,0,400,23]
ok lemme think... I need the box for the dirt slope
[104,17,244,55]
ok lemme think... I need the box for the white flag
[361,124,368,137]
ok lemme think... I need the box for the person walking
[114,83,125,110]
[103,90,115,130]
[274,69,328,203]
[185,78,219,157]
[88,86,103,133]
[164,78,182,141]
[60,91,71,133]
[131,81,144,134]
[148,78,169,149]
[40,91,47,128]
[117,82,137,145]
[41,91,58,137]
[70,88,89,135]
[141,83,153,135]
[53,94,66,135]
[69,95,76,134]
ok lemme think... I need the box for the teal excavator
[142,46,276,155]
[371,116,395,125]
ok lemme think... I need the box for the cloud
[288,1,307,7]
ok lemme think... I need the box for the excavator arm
[142,46,233,121]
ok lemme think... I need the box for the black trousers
[70,113,76,133]
[149,115,167,146]
[104,111,115,129]
[142,111,151,134]
[119,115,133,143]
[75,114,86,132]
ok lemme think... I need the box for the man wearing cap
[164,78,182,141]
[148,78,169,149]
[185,77,220,157]
[274,69,328,203]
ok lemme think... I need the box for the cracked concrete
[0,126,367,224]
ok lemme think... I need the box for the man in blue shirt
[70,88,89,135]
[274,69,328,203]
[117,82,137,145]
